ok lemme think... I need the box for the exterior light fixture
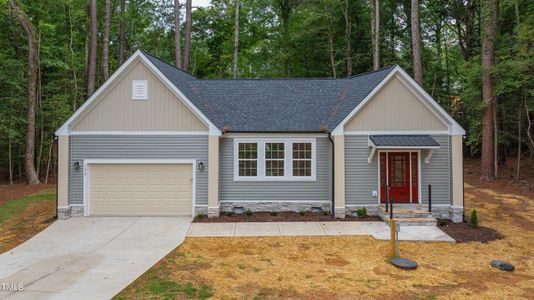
[197,161,205,171]
[73,161,81,170]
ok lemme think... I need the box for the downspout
[328,132,335,220]
[462,135,465,222]
[53,134,58,219]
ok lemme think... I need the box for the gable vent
[132,80,148,100]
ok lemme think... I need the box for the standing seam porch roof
[142,51,396,133]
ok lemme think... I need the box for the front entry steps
[378,205,437,226]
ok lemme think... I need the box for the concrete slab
[235,223,280,236]
[278,222,325,236]
[187,222,235,237]
[0,217,191,300]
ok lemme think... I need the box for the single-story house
[55,50,465,222]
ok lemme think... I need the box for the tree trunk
[183,0,192,71]
[119,0,126,64]
[326,0,336,77]
[480,0,498,180]
[371,0,380,70]
[87,0,97,96]
[411,0,423,85]
[341,0,352,76]
[174,0,182,68]
[102,0,111,80]
[516,97,522,181]
[231,0,240,79]
[44,138,53,184]
[8,116,13,185]
[10,0,40,184]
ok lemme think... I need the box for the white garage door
[88,163,193,216]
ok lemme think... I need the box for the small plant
[270,211,277,216]
[225,211,234,217]
[437,219,448,226]
[299,210,305,216]
[196,213,205,219]
[356,207,367,218]
[469,209,479,228]
[238,264,246,269]
[322,211,329,216]
[245,209,252,216]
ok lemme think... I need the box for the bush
[356,207,367,218]
[437,219,448,226]
[469,209,479,228]
[225,211,234,217]
[270,211,277,216]
[196,213,205,220]
[322,211,329,216]
[245,209,252,216]
[299,210,305,216]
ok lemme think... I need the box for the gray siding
[68,135,209,205]
[219,137,331,203]
[345,135,452,206]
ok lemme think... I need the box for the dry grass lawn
[117,162,534,299]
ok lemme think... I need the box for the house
[55,50,465,222]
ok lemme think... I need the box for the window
[234,139,315,181]
[292,143,312,177]
[238,143,258,176]
[132,80,148,100]
[265,143,284,176]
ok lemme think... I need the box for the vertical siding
[345,135,452,206]
[219,137,331,203]
[68,135,208,205]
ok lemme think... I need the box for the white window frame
[132,80,148,100]
[233,138,316,181]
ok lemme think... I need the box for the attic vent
[132,80,148,100]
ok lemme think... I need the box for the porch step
[377,205,437,226]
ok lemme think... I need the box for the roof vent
[132,80,148,100]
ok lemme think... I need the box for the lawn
[0,186,56,253]
[116,160,534,299]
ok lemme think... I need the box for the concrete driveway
[0,217,191,299]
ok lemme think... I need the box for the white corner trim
[56,50,221,137]
[70,131,209,136]
[331,66,466,136]
[82,158,197,217]
[425,149,435,163]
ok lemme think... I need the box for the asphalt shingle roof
[143,51,395,132]
[369,135,440,147]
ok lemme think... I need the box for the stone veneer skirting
[219,201,332,214]
[345,204,463,222]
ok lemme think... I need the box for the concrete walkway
[0,217,191,300]
[188,221,455,242]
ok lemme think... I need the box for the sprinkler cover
[491,260,515,271]
[390,257,417,269]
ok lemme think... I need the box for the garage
[87,162,194,216]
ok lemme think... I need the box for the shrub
[225,211,234,217]
[299,210,305,216]
[322,211,329,216]
[245,209,252,216]
[469,209,479,228]
[437,219,448,226]
[270,211,277,216]
[196,213,205,220]
[356,207,367,218]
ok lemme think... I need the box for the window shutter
[132,80,148,100]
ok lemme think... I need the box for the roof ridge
[140,50,197,79]
[347,65,397,79]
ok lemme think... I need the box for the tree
[119,0,126,64]
[411,0,423,85]
[183,0,192,71]
[480,0,499,180]
[325,0,336,77]
[341,0,352,76]
[87,0,97,96]
[102,0,111,80]
[371,0,380,70]
[232,0,240,78]
[9,0,40,184]
[174,0,182,68]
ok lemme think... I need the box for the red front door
[380,152,418,203]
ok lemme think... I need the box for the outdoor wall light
[73,161,81,170]
[197,161,205,171]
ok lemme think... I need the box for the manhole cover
[491,260,515,271]
[390,257,417,269]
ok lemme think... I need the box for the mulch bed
[438,219,504,243]
[194,211,382,223]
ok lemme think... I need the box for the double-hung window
[234,138,315,181]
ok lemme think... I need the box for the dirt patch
[194,211,382,222]
[0,183,55,206]
[438,220,504,243]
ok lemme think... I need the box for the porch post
[451,135,464,222]
[57,135,70,219]
[334,135,346,218]
[207,135,220,217]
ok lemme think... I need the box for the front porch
[377,204,437,226]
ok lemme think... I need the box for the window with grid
[292,142,312,177]
[265,143,285,176]
[238,143,258,176]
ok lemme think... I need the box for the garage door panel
[89,163,192,216]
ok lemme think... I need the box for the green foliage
[356,207,367,218]
[469,209,479,228]
[0,189,55,225]
[270,211,277,216]
[299,210,305,216]
[245,209,252,216]
[142,274,213,299]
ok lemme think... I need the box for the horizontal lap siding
[219,137,331,203]
[345,136,378,205]
[421,135,451,205]
[68,135,208,205]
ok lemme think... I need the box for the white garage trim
[83,159,197,217]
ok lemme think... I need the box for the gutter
[327,132,335,220]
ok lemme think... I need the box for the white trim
[233,138,317,181]
[56,50,221,137]
[370,146,439,150]
[82,158,197,217]
[223,133,328,138]
[331,66,465,136]
[71,131,209,136]
[425,149,435,163]
[219,200,330,203]
[345,131,450,136]
[377,150,422,205]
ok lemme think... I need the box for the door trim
[377,150,421,205]
[83,159,197,217]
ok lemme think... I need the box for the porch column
[57,135,70,219]
[334,135,346,218]
[207,135,220,217]
[451,135,464,222]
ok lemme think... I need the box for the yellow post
[390,219,397,257]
